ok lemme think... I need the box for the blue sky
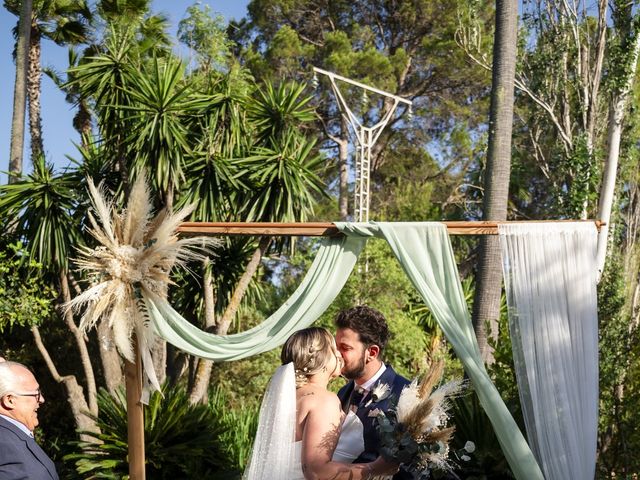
[0,1,250,184]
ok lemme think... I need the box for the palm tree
[8,0,31,183]
[44,48,93,140]
[471,0,518,364]
[123,55,211,210]
[4,0,92,163]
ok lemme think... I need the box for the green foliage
[123,55,209,197]
[0,157,84,271]
[247,81,316,145]
[4,0,92,46]
[66,385,227,479]
[208,387,260,473]
[596,254,640,477]
[449,393,515,479]
[0,243,55,332]
[560,135,601,218]
[238,131,325,222]
[177,3,232,71]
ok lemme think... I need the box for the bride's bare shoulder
[297,385,340,410]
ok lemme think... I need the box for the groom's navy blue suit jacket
[338,365,412,480]
[0,416,59,480]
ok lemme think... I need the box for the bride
[244,327,397,479]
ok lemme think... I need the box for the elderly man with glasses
[0,361,58,480]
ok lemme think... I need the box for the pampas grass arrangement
[66,175,218,363]
[376,359,467,477]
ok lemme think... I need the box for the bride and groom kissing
[245,305,412,479]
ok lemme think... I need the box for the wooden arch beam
[178,220,604,237]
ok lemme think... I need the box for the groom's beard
[341,353,366,380]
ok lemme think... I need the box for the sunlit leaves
[0,243,55,332]
[123,56,209,195]
[238,132,325,222]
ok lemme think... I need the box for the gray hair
[0,361,30,398]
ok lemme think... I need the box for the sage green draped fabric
[335,222,544,480]
[147,221,544,480]
[146,234,364,360]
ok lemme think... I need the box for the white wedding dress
[244,364,365,480]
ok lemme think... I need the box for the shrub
[208,387,260,474]
[66,384,226,479]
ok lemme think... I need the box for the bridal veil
[244,363,298,479]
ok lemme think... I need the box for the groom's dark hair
[334,305,390,354]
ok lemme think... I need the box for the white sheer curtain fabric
[337,222,544,480]
[499,222,599,480]
[244,363,298,480]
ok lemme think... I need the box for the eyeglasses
[11,389,43,402]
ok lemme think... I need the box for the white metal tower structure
[313,67,412,222]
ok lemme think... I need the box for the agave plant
[65,385,227,479]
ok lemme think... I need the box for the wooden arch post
[126,219,603,477]
[126,340,145,480]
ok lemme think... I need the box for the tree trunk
[8,0,32,183]
[97,320,124,394]
[188,258,216,404]
[338,117,349,220]
[27,25,44,163]
[31,326,98,439]
[74,99,93,142]
[215,236,272,336]
[596,32,640,276]
[471,0,518,364]
[188,237,271,403]
[150,338,167,385]
[59,271,99,415]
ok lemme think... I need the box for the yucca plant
[66,385,226,479]
[0,156,85,272]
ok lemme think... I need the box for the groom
[335,305,412,479]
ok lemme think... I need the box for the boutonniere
[365,382,391,407]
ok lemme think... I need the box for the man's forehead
[336,328,361,343]
[12,365,37,386]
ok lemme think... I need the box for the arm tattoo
[318,423,341,456]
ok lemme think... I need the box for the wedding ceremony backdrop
[107,218,596,480]
[2,0,640,479]
[66,172,602,479]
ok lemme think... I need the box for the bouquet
[374,360,467,479]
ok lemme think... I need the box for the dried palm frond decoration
[66,175,218,391]
[375,359,467,478]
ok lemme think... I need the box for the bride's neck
[305,375,329,389]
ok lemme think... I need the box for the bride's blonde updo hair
[281,327,338,387]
